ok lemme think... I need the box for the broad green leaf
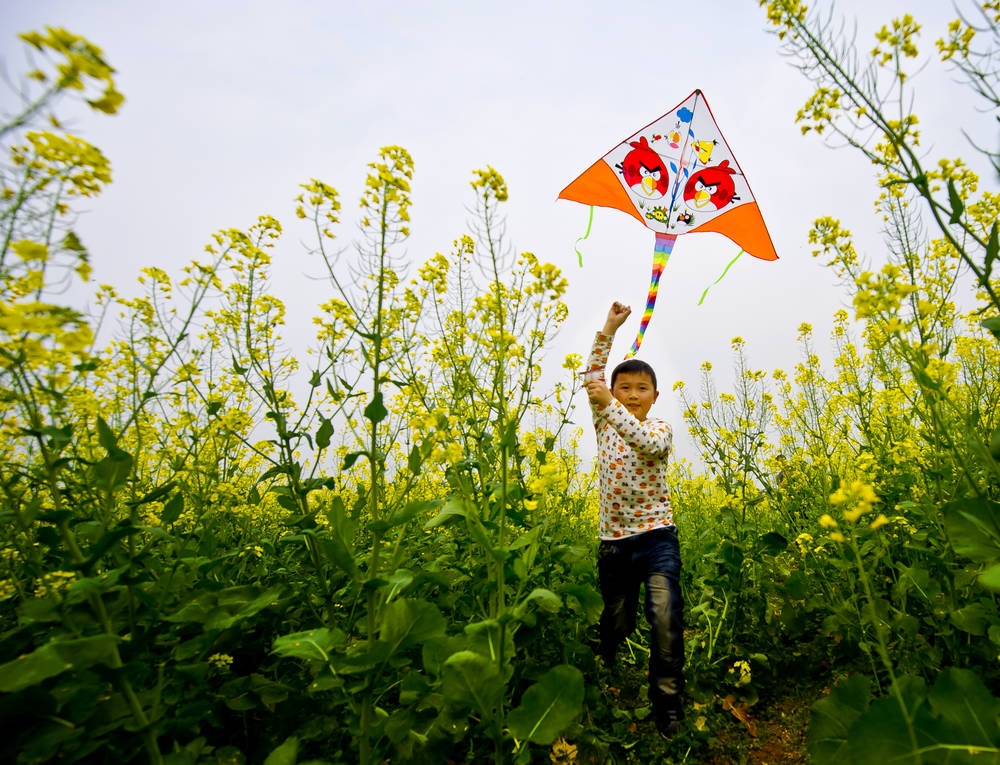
[927,668,1000,756]
[464,619,514,667]
[514,588,562,623]
[384,568,414,602]
[272,628,346,661]
[948,179,965,224]
[78,522,142,569]
[422,635,468,677]
[161,492,185,525]
[561,583,604,624]
[983,316,1000,342]
[757,531,788,556]
[806,672,870,764]
[847,694,921,765]
[342,450,367,470]
[164,585,283,631]
[507,664,584,745]
[943,498,1000,562]
[985,221,998,277]
[363,391,388,424]
[408,443,423,474]
[315,417,333,449]
[441,650,502,715]
[951,602,991,635]
[0,635,118,692]
[263,736,298,765]
[424,496,470,529]
[370,499,440,534]
[379,598,446,653]
[980,563,1000,590]
[130,481,176,506]
[96,416,119,453]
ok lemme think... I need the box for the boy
[583,300,685,738]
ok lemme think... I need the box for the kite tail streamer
[574,206,594,267]
[626,233,676,358]
[697,249,744,306]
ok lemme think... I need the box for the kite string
[626,233,677,358]
[697,249,744,306]
[574,205,594,267]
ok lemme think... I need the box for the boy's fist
[603,301,632,334]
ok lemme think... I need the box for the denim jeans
[597,526,685,706]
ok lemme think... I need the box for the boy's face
[611,371,658,421]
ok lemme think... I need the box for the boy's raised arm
[586,301,632,415]
[602,301,632,336]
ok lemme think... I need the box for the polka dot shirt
[586,331,675,540]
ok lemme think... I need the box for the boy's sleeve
[603,401,673,458]
[586,331,614,429]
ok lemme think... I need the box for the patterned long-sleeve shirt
[586,331,675,540]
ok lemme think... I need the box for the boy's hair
[610,359,657,391]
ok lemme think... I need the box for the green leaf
[378,598,446,654]
[424,496,470,529]
[927,668,1000,754]
[342,451,367,470]
[76,523,142,570]
[363,391,388,424]
[164,585,284,631]
[985,221,998,278]
[982,316,1000,342]
[806,672,870,764]
[441,650,503,716]
[407,443,423,474]
[161,492,184,525]
[129,481,176,506]
[507,664,584,745]
[421,635,468,676]
[514,588,562,622]
[948,179,965,224]
[0,635,118,692]
[385,499,440,530]
[944,498,1000,562]
[990,424,1000,459]
[757,531,788,556]
[847,697,918,764]
[845,675,928,765]
[96,416,119,453]
[561,583,604,624]
[272,628,346,661]
[951,602,990,635]
[983,564,1000,591]
[315,417,333,449]
[263,736,298,765]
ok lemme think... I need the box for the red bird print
[618,137,671,200]
[683,159,739,211]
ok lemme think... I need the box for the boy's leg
[596,539,640,665]
[639,529,685,714]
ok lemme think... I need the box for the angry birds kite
[559,89,778,356]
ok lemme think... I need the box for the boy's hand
[603,301,631,335]
[586,379,613,409]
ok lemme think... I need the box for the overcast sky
[2,1,994,462]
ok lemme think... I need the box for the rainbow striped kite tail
[625,233,676,358]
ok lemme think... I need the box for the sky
[2,0,995,463]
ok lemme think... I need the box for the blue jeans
[597,526,685,706]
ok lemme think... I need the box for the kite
[558,89,778,357]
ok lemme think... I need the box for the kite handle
[626,233,677,358]
[574,206,594,267]
[698,250,744,306]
